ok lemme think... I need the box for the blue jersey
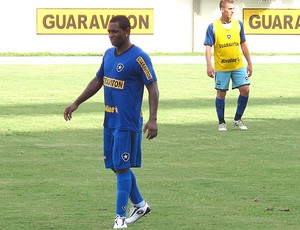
[96,45,157,132]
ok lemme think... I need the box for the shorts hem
[215,88,228,91]
[232,83,250,90]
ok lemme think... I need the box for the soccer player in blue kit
[64,15,159,229]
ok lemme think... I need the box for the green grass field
[0,63,299,230]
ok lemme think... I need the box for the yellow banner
[36,8,154,35]
[243,8,300,35]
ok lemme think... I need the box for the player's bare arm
[241,42,253,77]
[143,81,159,140]
[205,45,215,78]
[64,77,103,121]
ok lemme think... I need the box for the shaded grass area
[0,63,299,229]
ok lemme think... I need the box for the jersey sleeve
[204,23,215,46]
[96,50,108,79]
[135,53,157,85]
[239,20,246,43]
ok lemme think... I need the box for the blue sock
[215,98,225,124]
[235,95,249,120]
[129,169,144,206]
[116,170,132,217]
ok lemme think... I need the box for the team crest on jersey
[121,152,130,162]
[116,63,124,72]
[227,34,232,39]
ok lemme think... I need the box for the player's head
[108,15,131,47]
[219,0,234,9]
[110,15,131,31]
[219,0,235,20]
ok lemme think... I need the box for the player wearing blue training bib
[64,15,159,229]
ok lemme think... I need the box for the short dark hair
[219,0,234,9]
[109,15,131,30]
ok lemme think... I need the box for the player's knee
[239,86,250,96]
[217,90,226,98]
[115,168,129,174]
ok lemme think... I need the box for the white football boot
[233,119,248,130]
[125,202,151,224]
[218,123,227,131]
[113,215,127,229]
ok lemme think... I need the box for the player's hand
[64,103,78,121]
[143,119,158,140]
[207,65,215,78]
[247,63,253,77]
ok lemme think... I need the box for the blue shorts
[215,67,250,90]
[103,127,142,170]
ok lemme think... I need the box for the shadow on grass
[1,96,300,116]
[1,116,299,151]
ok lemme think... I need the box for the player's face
[221,3,235,20]
[108,22,127,47]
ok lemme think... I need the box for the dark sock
[216,98,225,124]
[234,95,249,120]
